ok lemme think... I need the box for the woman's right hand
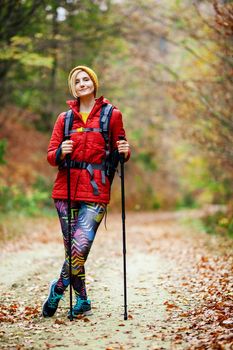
[60,140,74,160]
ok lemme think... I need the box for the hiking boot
[42,279,64,317]
[68,297,92,319]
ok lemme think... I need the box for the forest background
[0,0,232,237]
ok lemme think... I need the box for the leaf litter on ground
[0,210,233,349]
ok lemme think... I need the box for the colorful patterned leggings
[54,200,106,298]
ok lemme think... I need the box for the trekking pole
[66,151,73,321]
[118,135,128,321]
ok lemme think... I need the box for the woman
[42,65,130,318]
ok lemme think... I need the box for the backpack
[59,103,120,196]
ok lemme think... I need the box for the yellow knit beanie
[68,65,99,98]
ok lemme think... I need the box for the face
[75,70,95,98]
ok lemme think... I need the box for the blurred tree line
[0,0,232,233]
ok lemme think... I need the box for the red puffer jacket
[47,96,130,204]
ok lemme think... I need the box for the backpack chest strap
[70,127,102,134]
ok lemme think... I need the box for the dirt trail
[0,209,232,350]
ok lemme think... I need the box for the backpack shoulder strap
[100,103,114,156]
[64,109,74,140]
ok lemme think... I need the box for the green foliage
[0,36,53,68]
[133,151,157,171]
[152,197,161,210]
[176,193,199,210]
[0,177,53,216]
[0,139,7,165]
[32,175,53,208]
[201,211,233,238]
[13,190,49,216]
[130,129,144,142]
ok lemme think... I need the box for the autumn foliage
[0,1,232,217]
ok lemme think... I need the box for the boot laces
[48,291,63,308]
[74,297,89,310]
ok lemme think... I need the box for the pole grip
[118,135,126,164]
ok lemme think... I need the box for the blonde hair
[68,66,99,98]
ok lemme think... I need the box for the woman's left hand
[116,140,130,158]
